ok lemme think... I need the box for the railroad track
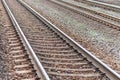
[2,0,49,80]
[50,0,120,30]
[53,0,120,22]
[3,25,40,80]
[76,0,120,12]
[2,0,120,80]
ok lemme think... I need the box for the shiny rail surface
[17,0,120,80]
[77,0,120,12]
[56,0,120,23]
[2,0,50,80]
[50,0,120,30]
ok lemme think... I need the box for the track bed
[4,0,112,79]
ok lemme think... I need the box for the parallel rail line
[57,0,120,22]
[3,0,120,79]
[50,0,120,30]
[76,0,120,12]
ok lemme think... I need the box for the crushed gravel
[24,0,120,72]
[0,29,9,80]
[0,0,12,79]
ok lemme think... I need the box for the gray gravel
[0,25,9,80]
[0,0,12,79]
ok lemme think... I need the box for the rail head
[88,0,120,8]
[87,0,120,11]
[2,0,50,80]
[18,0,120,80]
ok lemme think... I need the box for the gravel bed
[0,27,9,80]
[23,0,120,72]
[0,0,12,79]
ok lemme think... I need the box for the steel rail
[2,0,50,80]
[80,0,120,12]
[56,0,120,23]
[50,0,120,30]
[17,0,120,80]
